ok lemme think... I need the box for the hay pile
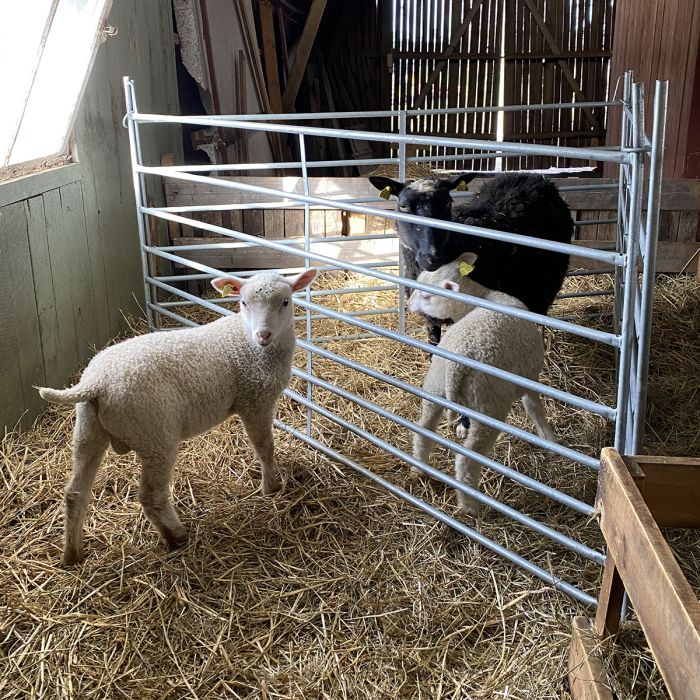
[1,273,698,699]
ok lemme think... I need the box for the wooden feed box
[568,448,700,699]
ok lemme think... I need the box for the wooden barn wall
[0,0,182,432]
[606,0,700,178]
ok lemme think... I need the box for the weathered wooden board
[169,236,398,271]
[597,448,700,700]
[0,202,44,431]
[568,617,614,700]
[627,455,700,529]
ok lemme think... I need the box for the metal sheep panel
[122,74,668,607]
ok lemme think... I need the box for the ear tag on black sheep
[459,260,475,277]
[221,283,236,297]
[379,186,392,200]
[455,180,468,191]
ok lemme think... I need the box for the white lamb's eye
[398,204,410,212]
[241,300,247,308]
[282,298,289,307]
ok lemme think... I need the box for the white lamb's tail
[37,382,99,405]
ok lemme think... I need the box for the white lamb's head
[408,252,479,322]
[212,269,317,347]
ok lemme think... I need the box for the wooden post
[282,0,328,112]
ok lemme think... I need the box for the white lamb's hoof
[458,496,480,517]
[262,480,282,496]
[409,467,423,482]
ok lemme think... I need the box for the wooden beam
[281,0,327,112]
[410,0,486,110]
[568,617,614,700]
[627,455,700,529]
[260,0,283,113]
[593,554,625,638]
[597,448,700,700]
[521,0,602,131]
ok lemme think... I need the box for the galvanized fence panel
[122,74,667,606]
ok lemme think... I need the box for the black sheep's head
[369,173,475,271]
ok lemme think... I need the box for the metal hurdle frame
[123,73,668,607]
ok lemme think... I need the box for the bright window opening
[0,0,111,171]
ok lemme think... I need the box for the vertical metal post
[123,77,156,331]
[299,134,313,436]
[614,81,645,453]
[398,111,408,335]
[613,71,632,338]
[632,80,668,453]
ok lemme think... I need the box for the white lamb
[38,269,317,565]
[409,253,560,515]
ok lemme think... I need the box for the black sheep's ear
[368,176,405,198]
[440,173,477,192]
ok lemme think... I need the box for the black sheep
[369,172,574,343]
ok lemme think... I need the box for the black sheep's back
[451,173,574,315]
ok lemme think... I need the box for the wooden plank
[264,209,286,239]
[594,553,625,638]
[597,447,700,700]
[25,196,62,390]
[628,455,700,529]
[42,188,80,380]
[568,616,614,700]
[259,0,283,113]
[310,209,326,237]
[58,181,98,365]
[170,235,397,271]
[570,240,700,273]
[281,0,328,112]
[0,164,82,208]
[0,202,44,431]
[164,177,700,212]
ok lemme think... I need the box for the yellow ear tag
[455,180,468,191]
[221,283,236,297]
[459,260,475,277]
[379,186,392,200]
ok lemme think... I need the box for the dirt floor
[1,273,698,699]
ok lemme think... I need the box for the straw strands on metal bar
[1,274,698,699]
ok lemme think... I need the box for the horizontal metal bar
[143,229,620,349]
[292,358,595,515]
[295,336,603,466]
[575,219,618,227]
[140,170,624,265]
[274,418,597,606]
[133,115,630,164]
[294,307,398,322]
[181,99,622,121]
[566,268,615,277]
[557,289,615,300]
[291,371,603,562]
[148,302,198,328]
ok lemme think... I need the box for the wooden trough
[568,448,700,699]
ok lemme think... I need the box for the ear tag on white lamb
[220,283,236,297]
[379,186,392,200]
[459,260,475,277]
[455,180,468,191]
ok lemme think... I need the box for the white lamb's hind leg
[412,398,443,480]
[137,447,188,549]
[455,420,500,516]
[522,390,565,445]
[63,401,110,565]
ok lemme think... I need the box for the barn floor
[2,273,699,699]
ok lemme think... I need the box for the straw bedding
[1,272,698,699]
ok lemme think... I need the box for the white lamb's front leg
[240,410,281,495]
[412,398,443,480]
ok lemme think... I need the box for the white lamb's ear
[211,276,245,297]
[456,252,478,267]
[287,268,318,292]
[440,280,460,292]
